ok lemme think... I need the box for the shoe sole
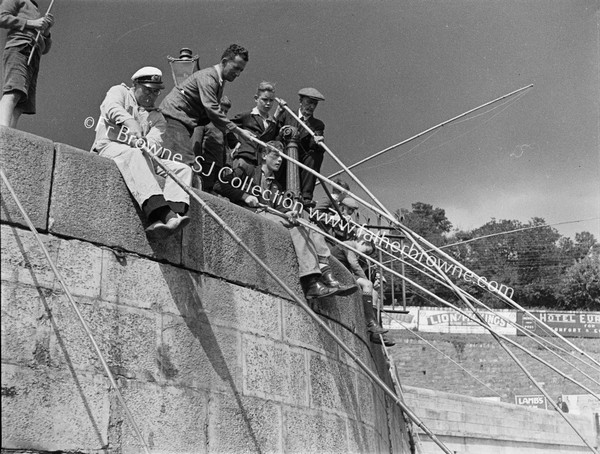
[306,287,338,300]
[332,284,359,297]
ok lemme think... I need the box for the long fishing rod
[0,168,152,454]
[258,203,600,404]
[251,135,600,368]
[397,226,600,453]
[326,84,533,180]
[436,216,600,251]
[130,143,455,454]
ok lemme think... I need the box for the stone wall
[403,386,597,454]
[1,127,411,453]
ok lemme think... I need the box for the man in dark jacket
[275,87,326,204]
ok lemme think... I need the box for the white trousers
[97,142,192,209]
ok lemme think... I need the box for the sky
[2,0,598,239]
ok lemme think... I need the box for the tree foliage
[390,202,598,310]
[558,250,600,310]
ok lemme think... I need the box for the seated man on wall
[330,237,395,346]
[214,140,357,300]
[91,66,192,239]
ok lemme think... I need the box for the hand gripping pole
[27,0,56,65]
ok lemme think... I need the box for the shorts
[2,45,40,115]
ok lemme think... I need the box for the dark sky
[3,0,598,238]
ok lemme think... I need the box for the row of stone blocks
[1,127,410,452]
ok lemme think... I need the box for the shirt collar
[251,106,274,122]
[214,64,224,85]
[298,109,312,121]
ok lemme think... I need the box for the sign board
[382,307,418,330]
[515,395,548,410]
[516,311,600,338]
[417,308,517,334]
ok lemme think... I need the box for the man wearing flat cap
[275,87,326,205]
[91,66,193,239]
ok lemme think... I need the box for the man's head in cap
[298,87,324,119]
[340,196,359,216]
[131,66,165,108]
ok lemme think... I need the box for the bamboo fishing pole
[326,84,533,180]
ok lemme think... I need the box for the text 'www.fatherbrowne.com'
[308,208,515,299]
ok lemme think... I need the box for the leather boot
[366,320,388,335]
[370,333,396,346]
[302,275,338,300]
[321,267,359,297]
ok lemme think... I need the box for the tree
[398,202,452,247]
[557,250,600,310]
[446,218,563,308]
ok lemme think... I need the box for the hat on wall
[131,67,165,89]
[298,87,325,101]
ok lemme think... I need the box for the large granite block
[208,392,283,453]
[48,143,181,263]
[284,407,348,453]
[47,294,159,380]
[160,313,243,391]
[242,335,308,406]
[182,195,303,300]
[0,127,54,230]
[1,364,110,451]
[114,381,208,453]
[309,354,360,420]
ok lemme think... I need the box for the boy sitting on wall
[330,237,396,346]
[215,141,357,300]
